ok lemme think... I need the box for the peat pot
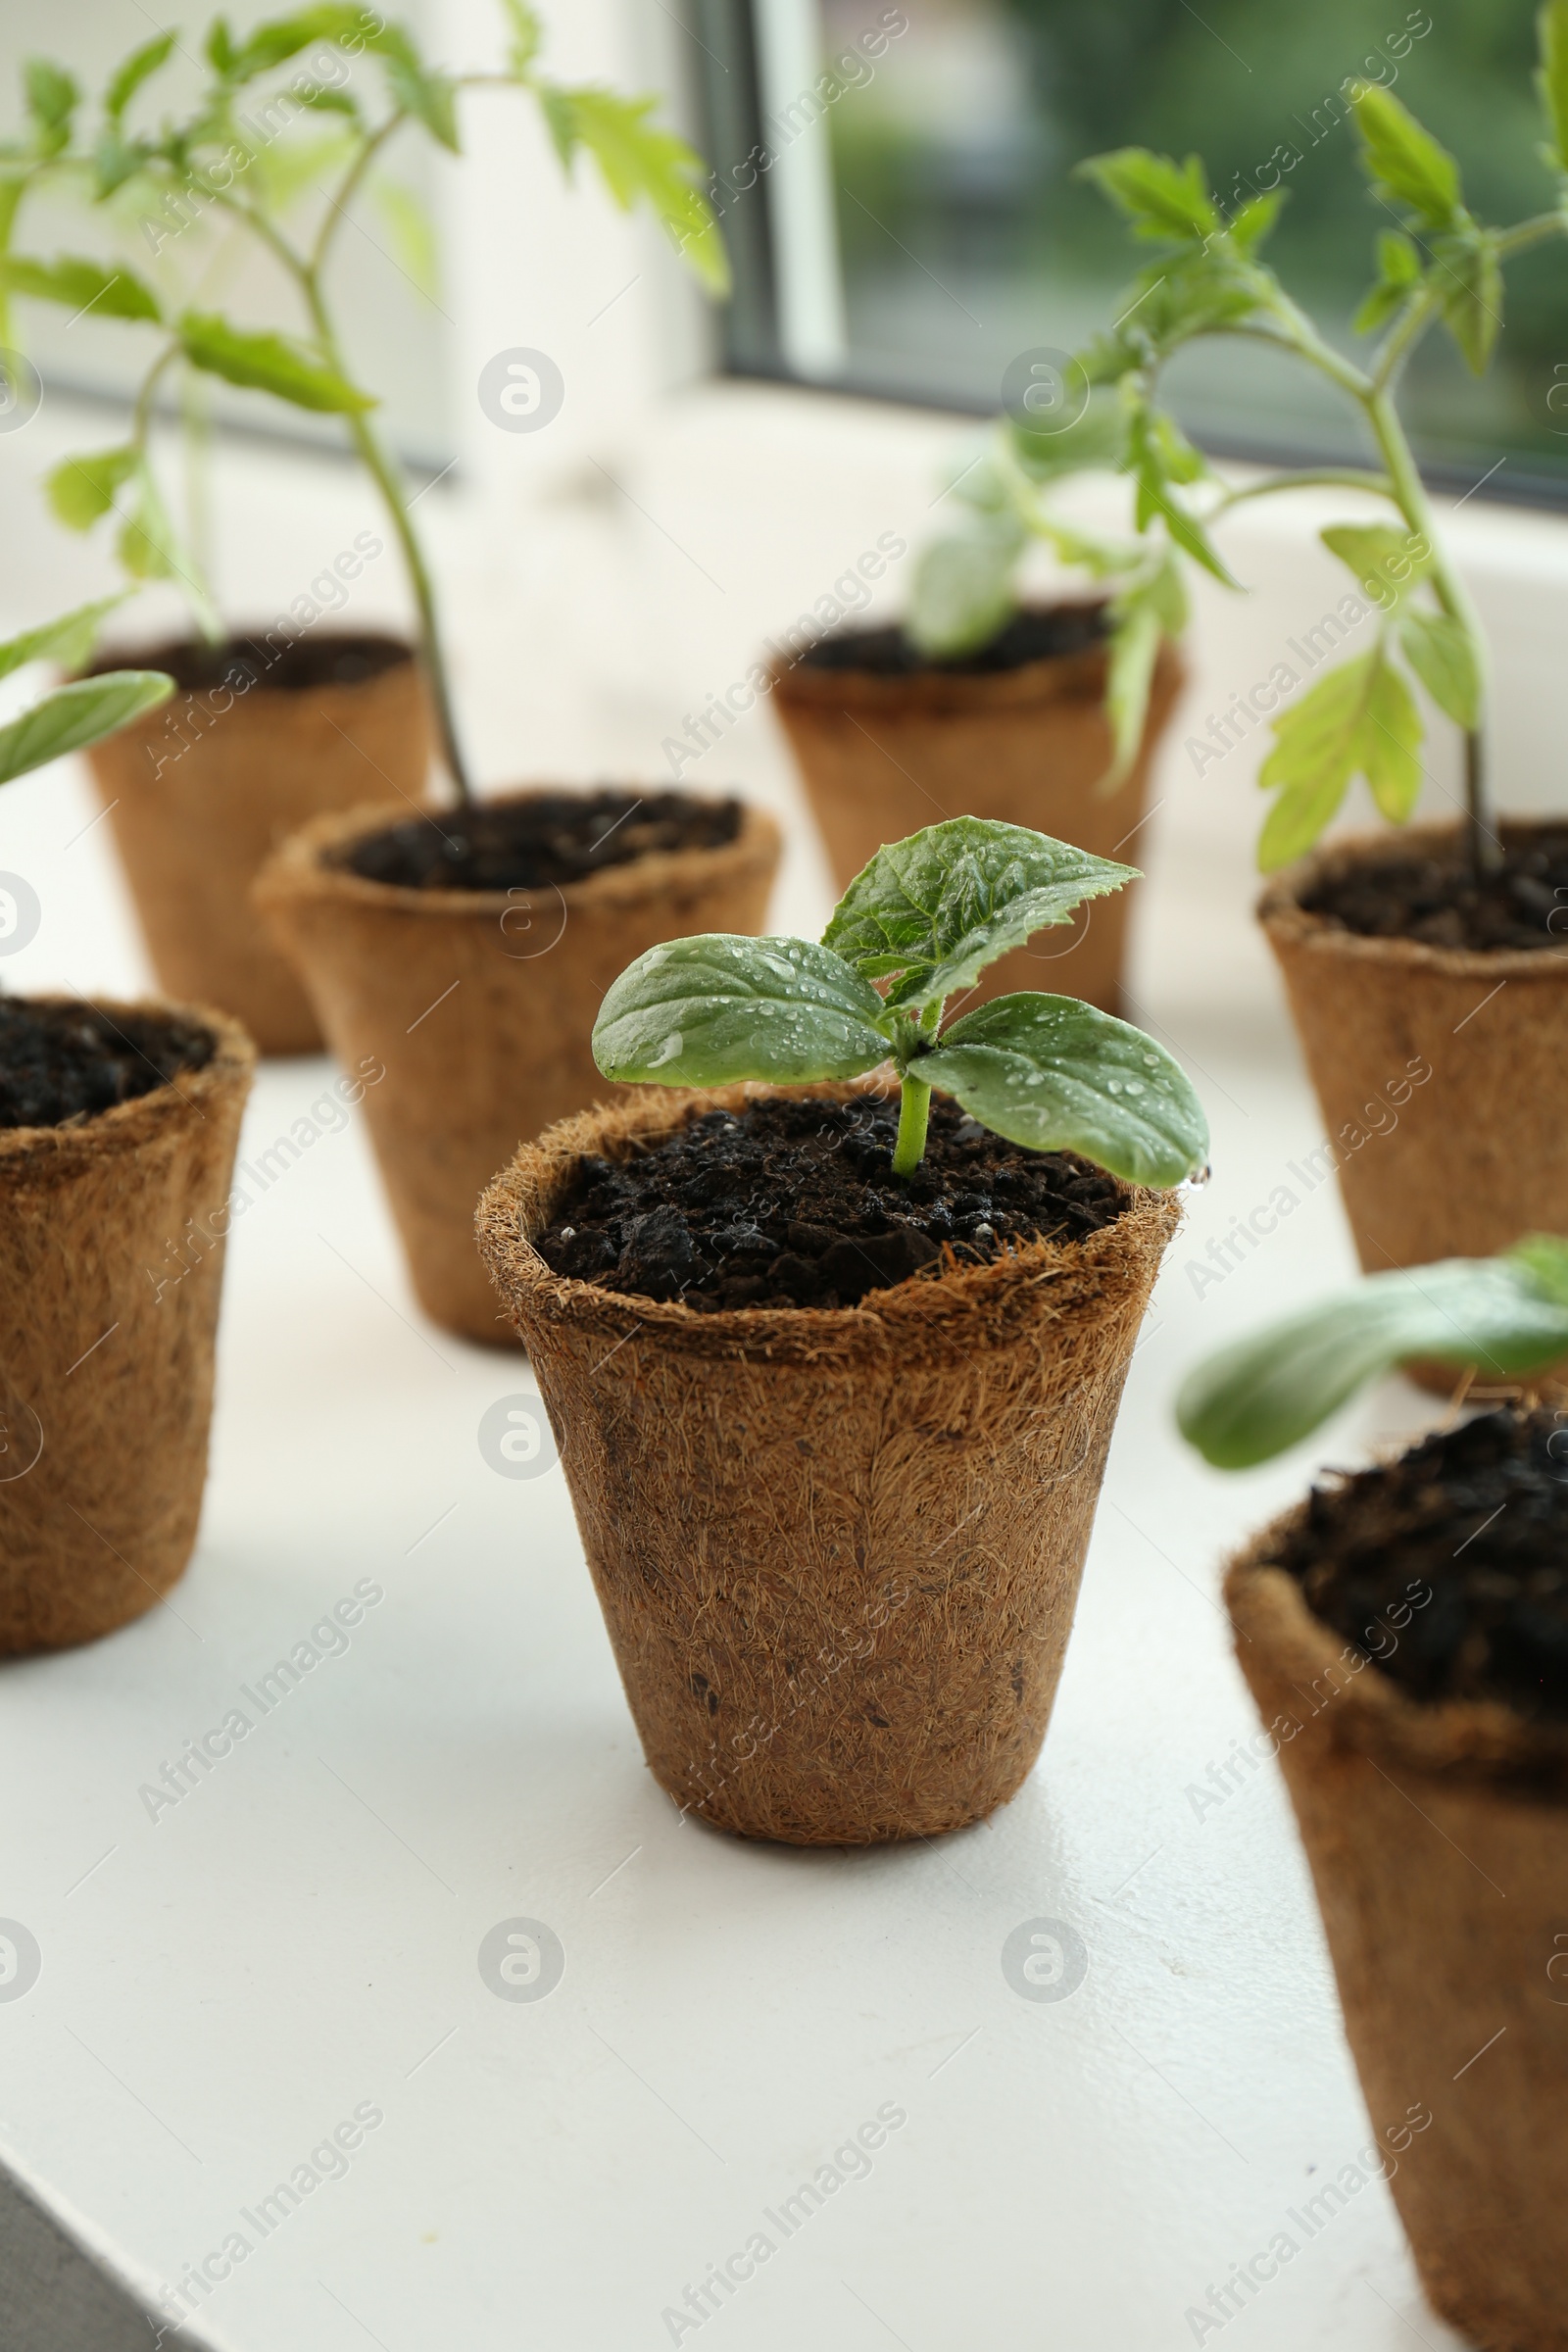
[771,603,1185,1015]
[258,790,782,1347]
[1230,1520,1568,2352]
[476,1080,1181,1843]
[0,998,253,1653]
[85,632,429,1056]
[1260,819,1568,1272]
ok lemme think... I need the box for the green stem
[1209,466,1396,514]
[1363,382,1498,873]
[215,172,471,798]
[892,1072,932,1177]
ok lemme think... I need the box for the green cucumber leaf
[822,818,1138,1012]
[592,935,892,1088]
[906,517,1023,660]
[918,993,1209,1187]
[1178,1251,1568,1469]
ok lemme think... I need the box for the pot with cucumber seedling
[1180,1240,1568,2352]
[0,605,254,1651]
[477,818,1208,1843]
[258,788,782,1347]
[1028,44,1568,1331]
[25,0,729,1054]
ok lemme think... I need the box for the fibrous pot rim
[0,994,256,1173]
[475,1077,1183,1371]
[254,788,783,925]
[769,600,1186,716]
[1227,1506,1568,1797]
[1257,817,1568,982]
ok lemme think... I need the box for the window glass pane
[738,0,1568,500]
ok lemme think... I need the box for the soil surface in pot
[337,790,744,894]
[1270,1405,1568,1721]
[799,606,1106,679]
[535,1094,1128,1310]
[1300,830,1568,953]
[90,632,411,697]
[0,999,214,1130]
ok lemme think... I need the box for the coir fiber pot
[770,605,1184,1016]
[1260,819,1568,1270]
[0,1001,254,1654]
[475,1080,1181,1844]
[1228,1532,1568,2352]
[84,633,429,1057]
[256,793,782,1348]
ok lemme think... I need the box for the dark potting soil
[535,1093,1128,1310]
[338,791,745,895]
[1270,1405,1568,1723]
[0,1000,214,1131]
[91,632,411,698]
[1301,829,1568,953]
[798,604,1108,678]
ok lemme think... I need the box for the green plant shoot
[1177,1237,1568,1469]
[593,818,1209,1188]
[6,3,728,802]
[0,601,171,789]
[910,1,1568,874]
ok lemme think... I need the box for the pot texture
[476,1081,1180,1843]
[85,635,429,1056]
[1229,1538,1568,2352]
[770,609,1184,1015]
[0,1001,254,1653]
[258,792,782,1347]
[1260,820,1568,1269]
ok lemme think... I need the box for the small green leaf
[369,177,438,302]
[45,446,139,530]
[502,0,545,74]
[373,26,460,153]
[1399,610,1483,729]
[1361,657,1423,823]
[1076,148,1218,244]
[592,935,892,1088]
[93,126,152,198]
[540,85,729,296]
[1101,602,1162,796]
[918,994,1208,1188]
[1227,189,1283,255]
[905,520,1022,661]
[228,9,372,81]
[1353,231,1424,334]
[0,672,172,791]
[1319,521,1431,614]
[1351,84,1462,227]
[177,313,376,413]
[4,256,161,323]
[823,818,1138,1012]
[1433,229,1502,373]
[1257,649,1423,869]
[207,19,239,77]
[0,597,126,684]
[117,472,179,582]
[106,31,175,120]
[24,59,77,154]
[1177,1255,1568,1470]
[1539,0,1568,169]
